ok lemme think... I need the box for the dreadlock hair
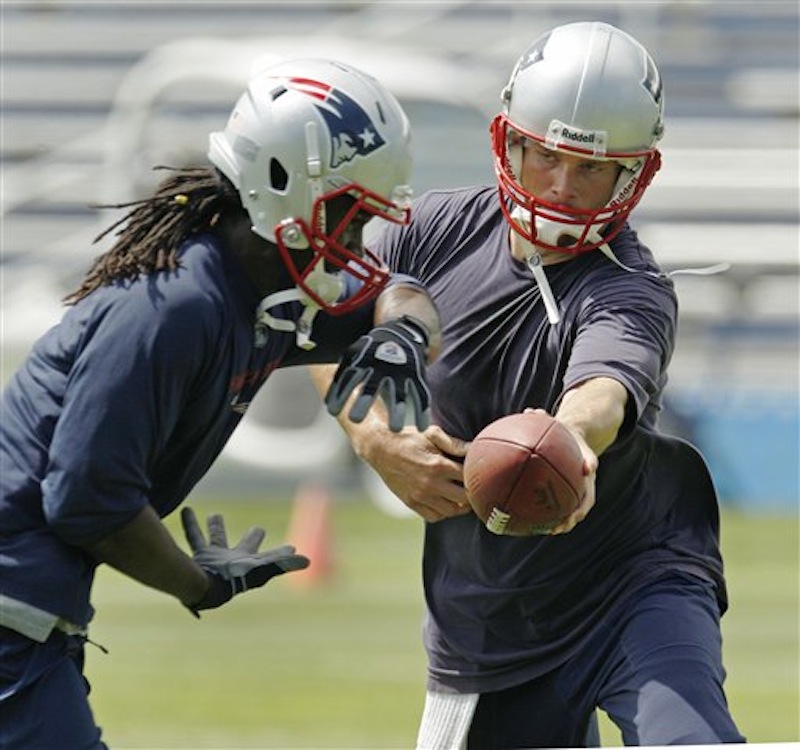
[65,166,243,304]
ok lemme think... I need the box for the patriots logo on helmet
[285,77,387,168]
[519,32,550,71]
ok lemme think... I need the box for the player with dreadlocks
[66,166,233,302]
[0,59,439,748]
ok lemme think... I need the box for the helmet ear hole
[269,158,289,192]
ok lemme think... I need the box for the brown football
[464,411,584,536]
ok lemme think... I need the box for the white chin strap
[253,263,345,351]
[511,205,597,326]
[510,204,730,328]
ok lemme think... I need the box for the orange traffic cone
[286,481,336,589]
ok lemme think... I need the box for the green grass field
[85,491,799,749]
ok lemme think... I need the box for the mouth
[556,234,579,248]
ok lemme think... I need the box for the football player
[0,58,438,748]
[314,22,744,748]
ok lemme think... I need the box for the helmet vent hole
[269,158,289,191]
[270,85,288,101]
[375,100,387,124]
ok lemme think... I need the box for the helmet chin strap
[511,205,594,326]
[253,288,316,350]
[510,204,730,328]
[253,262,346,351]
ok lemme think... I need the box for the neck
[218,216,292,296]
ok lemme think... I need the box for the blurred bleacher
[1,0,798,510]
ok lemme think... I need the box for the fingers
[549,482,597,536]
[405,380,431,432]
[414,408,431,432]
[206,514,228,548]
[354,377,430,432]
[347,387,378,424]
[427,427,470,459]
[523,407,550,416]
[417,500,472,523]
[325,366,370,416]
[242,550,311,590]
[380,379,405,433]
[274,550,311,573]
[180,506,206,552]
[236,525,266,553]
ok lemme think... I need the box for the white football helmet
[209,58,413,314]
[490,21,664,254]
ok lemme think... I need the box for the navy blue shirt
[0,234,379,628]
[374,186,727,693]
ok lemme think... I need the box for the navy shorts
[0,626,107,749]
[467,573,746,748]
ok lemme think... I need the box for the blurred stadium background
[1,1,798,747]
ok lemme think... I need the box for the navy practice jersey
[373,186,727,694]
[0,234,379,630]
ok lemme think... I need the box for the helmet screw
[283,223,301,243]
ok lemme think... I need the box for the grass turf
[84,493,799,748]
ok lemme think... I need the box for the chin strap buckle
[254,288,319,350]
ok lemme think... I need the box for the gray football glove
[325,315,432,432]
[181,507,309,617]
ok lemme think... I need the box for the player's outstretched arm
[547,376,628,534]
[310,362,470,523]
[85,504,210,607]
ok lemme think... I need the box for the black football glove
[181,507,309,617]
[325,315,432,432]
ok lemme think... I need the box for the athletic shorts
[0,626,107,749]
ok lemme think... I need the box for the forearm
[309,363,388,462]
[309,362,470,522]
[375,283,441,360]
[84,504,208,607]
[555,376,628,457]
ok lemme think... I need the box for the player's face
[326,196,370,257]
[319,194,374,275]
[284,195,367,276]
[520,142,620,211]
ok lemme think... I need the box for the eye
[532,147,557,164]
[581,161,614,177]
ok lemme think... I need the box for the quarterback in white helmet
[311,22,744,749]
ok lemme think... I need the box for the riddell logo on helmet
[547,120,607,155]
[562,127,596,144]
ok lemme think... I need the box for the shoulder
[398,184,501,246]
[150,234,232,316]
[78,235,230,342]
[559,230,677,337]
[610,225,666,276]
[584,227,675,304]
[411,185,498,223]
[374,185,498,271]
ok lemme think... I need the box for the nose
[548,164,579,205]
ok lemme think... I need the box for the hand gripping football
[464,411,584,536]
